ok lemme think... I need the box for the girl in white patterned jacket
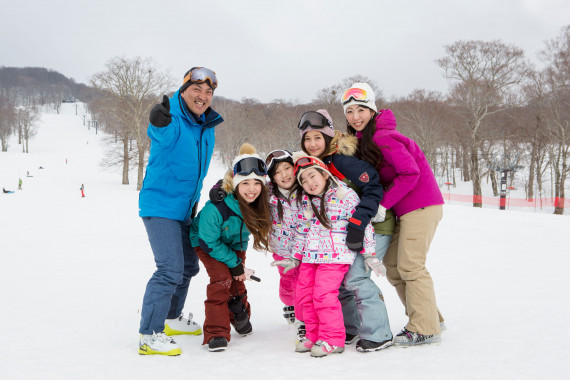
[264,150,305,340]
[273,154,376,358]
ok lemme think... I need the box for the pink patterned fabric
[292,182,375,263]
[268,189,299,258]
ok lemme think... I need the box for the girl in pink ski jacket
[273,154,375,357]
[342,82,444,347]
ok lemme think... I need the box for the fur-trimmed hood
[323,130,358,157]
[221,169,234,193]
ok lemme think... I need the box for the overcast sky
[1,0,569,103]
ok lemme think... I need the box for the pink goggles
[341,87,369,105]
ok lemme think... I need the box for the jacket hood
[323,130,358,157]
[222,169,234,193]
[374,109,397,130]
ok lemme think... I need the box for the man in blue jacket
[138,67,224,356]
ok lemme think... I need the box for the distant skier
[80,184,85,198]
[18,178,22,190]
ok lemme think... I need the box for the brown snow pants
[383,205,444,335]
[195,247,250,345]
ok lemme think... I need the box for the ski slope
[0,104,568,379]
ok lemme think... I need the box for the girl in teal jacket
[190,143,272,352]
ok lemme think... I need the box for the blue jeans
[339,234,392,342]
[139,217,200,334]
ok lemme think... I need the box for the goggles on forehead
[297,111,331,131]
[183,67,218,89]
[341,87,369,105]
[294,156,327,176]
[265,150,293,171]
[233,156,268,177]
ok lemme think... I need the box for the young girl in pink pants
[273,154,376,358]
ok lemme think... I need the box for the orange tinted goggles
[341,87,368,105]
[183,67,218,89]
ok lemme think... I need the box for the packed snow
[1,104,568,379]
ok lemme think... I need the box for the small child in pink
[274,154,375,358]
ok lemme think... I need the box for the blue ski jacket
[139,90,223,221]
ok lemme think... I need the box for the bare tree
[437,40,531,207]
[90,56,174,189]
[540,25,570,215]
[521,69,551,201]
[15,106,40,153]
[0,95,15,151]
[89,95,134,184]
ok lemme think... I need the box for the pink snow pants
[273,253,303,322]
[296,263,349,347]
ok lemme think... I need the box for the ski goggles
[265,150,293,171]
[341,87,369,105]
[233,157,268,177]
[297,111,331,131]
[294,156,327,176]
[183,67,218,89]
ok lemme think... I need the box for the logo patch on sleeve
[359,172,370,183]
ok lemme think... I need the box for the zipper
[185,131,204,221]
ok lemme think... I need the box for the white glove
[371,204,387,223]
[244,268,255,280]
[270,258,300,274]
[363,254,386,277]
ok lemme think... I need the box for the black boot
[228,295,252,336]
[208,337,228,352]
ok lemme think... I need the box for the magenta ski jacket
[357,109,443,218]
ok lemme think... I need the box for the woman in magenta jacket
[341,83,445,346]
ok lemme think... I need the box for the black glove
[190,203,199,219]
[209,179,226,204]
[345,226,365,252]
[149,95,172,127]
[229,263,245,277]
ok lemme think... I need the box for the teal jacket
[190,194,249,268]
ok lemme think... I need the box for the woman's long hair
[300,133,333,160]
[235,183,272,251]
[346,112,383,169]
[294,169,332,229]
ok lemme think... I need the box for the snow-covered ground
[1,104,569,379]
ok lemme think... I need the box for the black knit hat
[180,67,198,93]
